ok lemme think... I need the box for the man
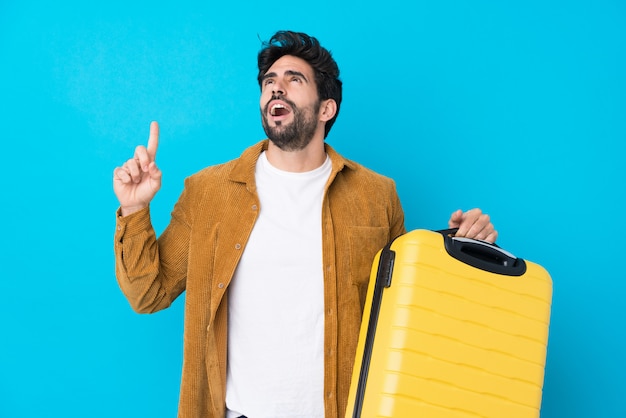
[113,31,497,418]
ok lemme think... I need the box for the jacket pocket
[348,226,390,287]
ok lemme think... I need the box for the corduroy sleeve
[114,202,188,313]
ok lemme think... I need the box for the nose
[271,80,285,96]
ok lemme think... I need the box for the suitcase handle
[437,228,527,276]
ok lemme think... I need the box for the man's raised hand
[113,121,162,216]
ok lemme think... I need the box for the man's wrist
[120,204,148,217]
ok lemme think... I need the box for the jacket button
[218,283,225,289]
[251,204,258,211]
[235,243,242,250]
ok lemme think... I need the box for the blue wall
[1,1,624,416]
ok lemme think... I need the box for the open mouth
[270,103,291,117]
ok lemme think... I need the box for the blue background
[1,1,624,417]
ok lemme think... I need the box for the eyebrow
[262,70,309,83]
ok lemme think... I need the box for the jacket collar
[228,139,356,188]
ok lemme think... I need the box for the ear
[318,99,337,123]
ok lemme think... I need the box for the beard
[261,96,321,152]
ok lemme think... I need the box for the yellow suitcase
[345,229,552,418]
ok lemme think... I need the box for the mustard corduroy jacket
[114,140,405,417]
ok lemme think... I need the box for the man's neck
[265,137,327,173]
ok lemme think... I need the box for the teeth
[270,104,286,116]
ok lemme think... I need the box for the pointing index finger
[147,121,159,160]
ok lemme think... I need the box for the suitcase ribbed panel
[346,229,552,418]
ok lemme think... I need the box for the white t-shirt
[225,151,332,418]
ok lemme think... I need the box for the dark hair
[257,31,342,138]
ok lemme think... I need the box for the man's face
[260,55,322,151]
